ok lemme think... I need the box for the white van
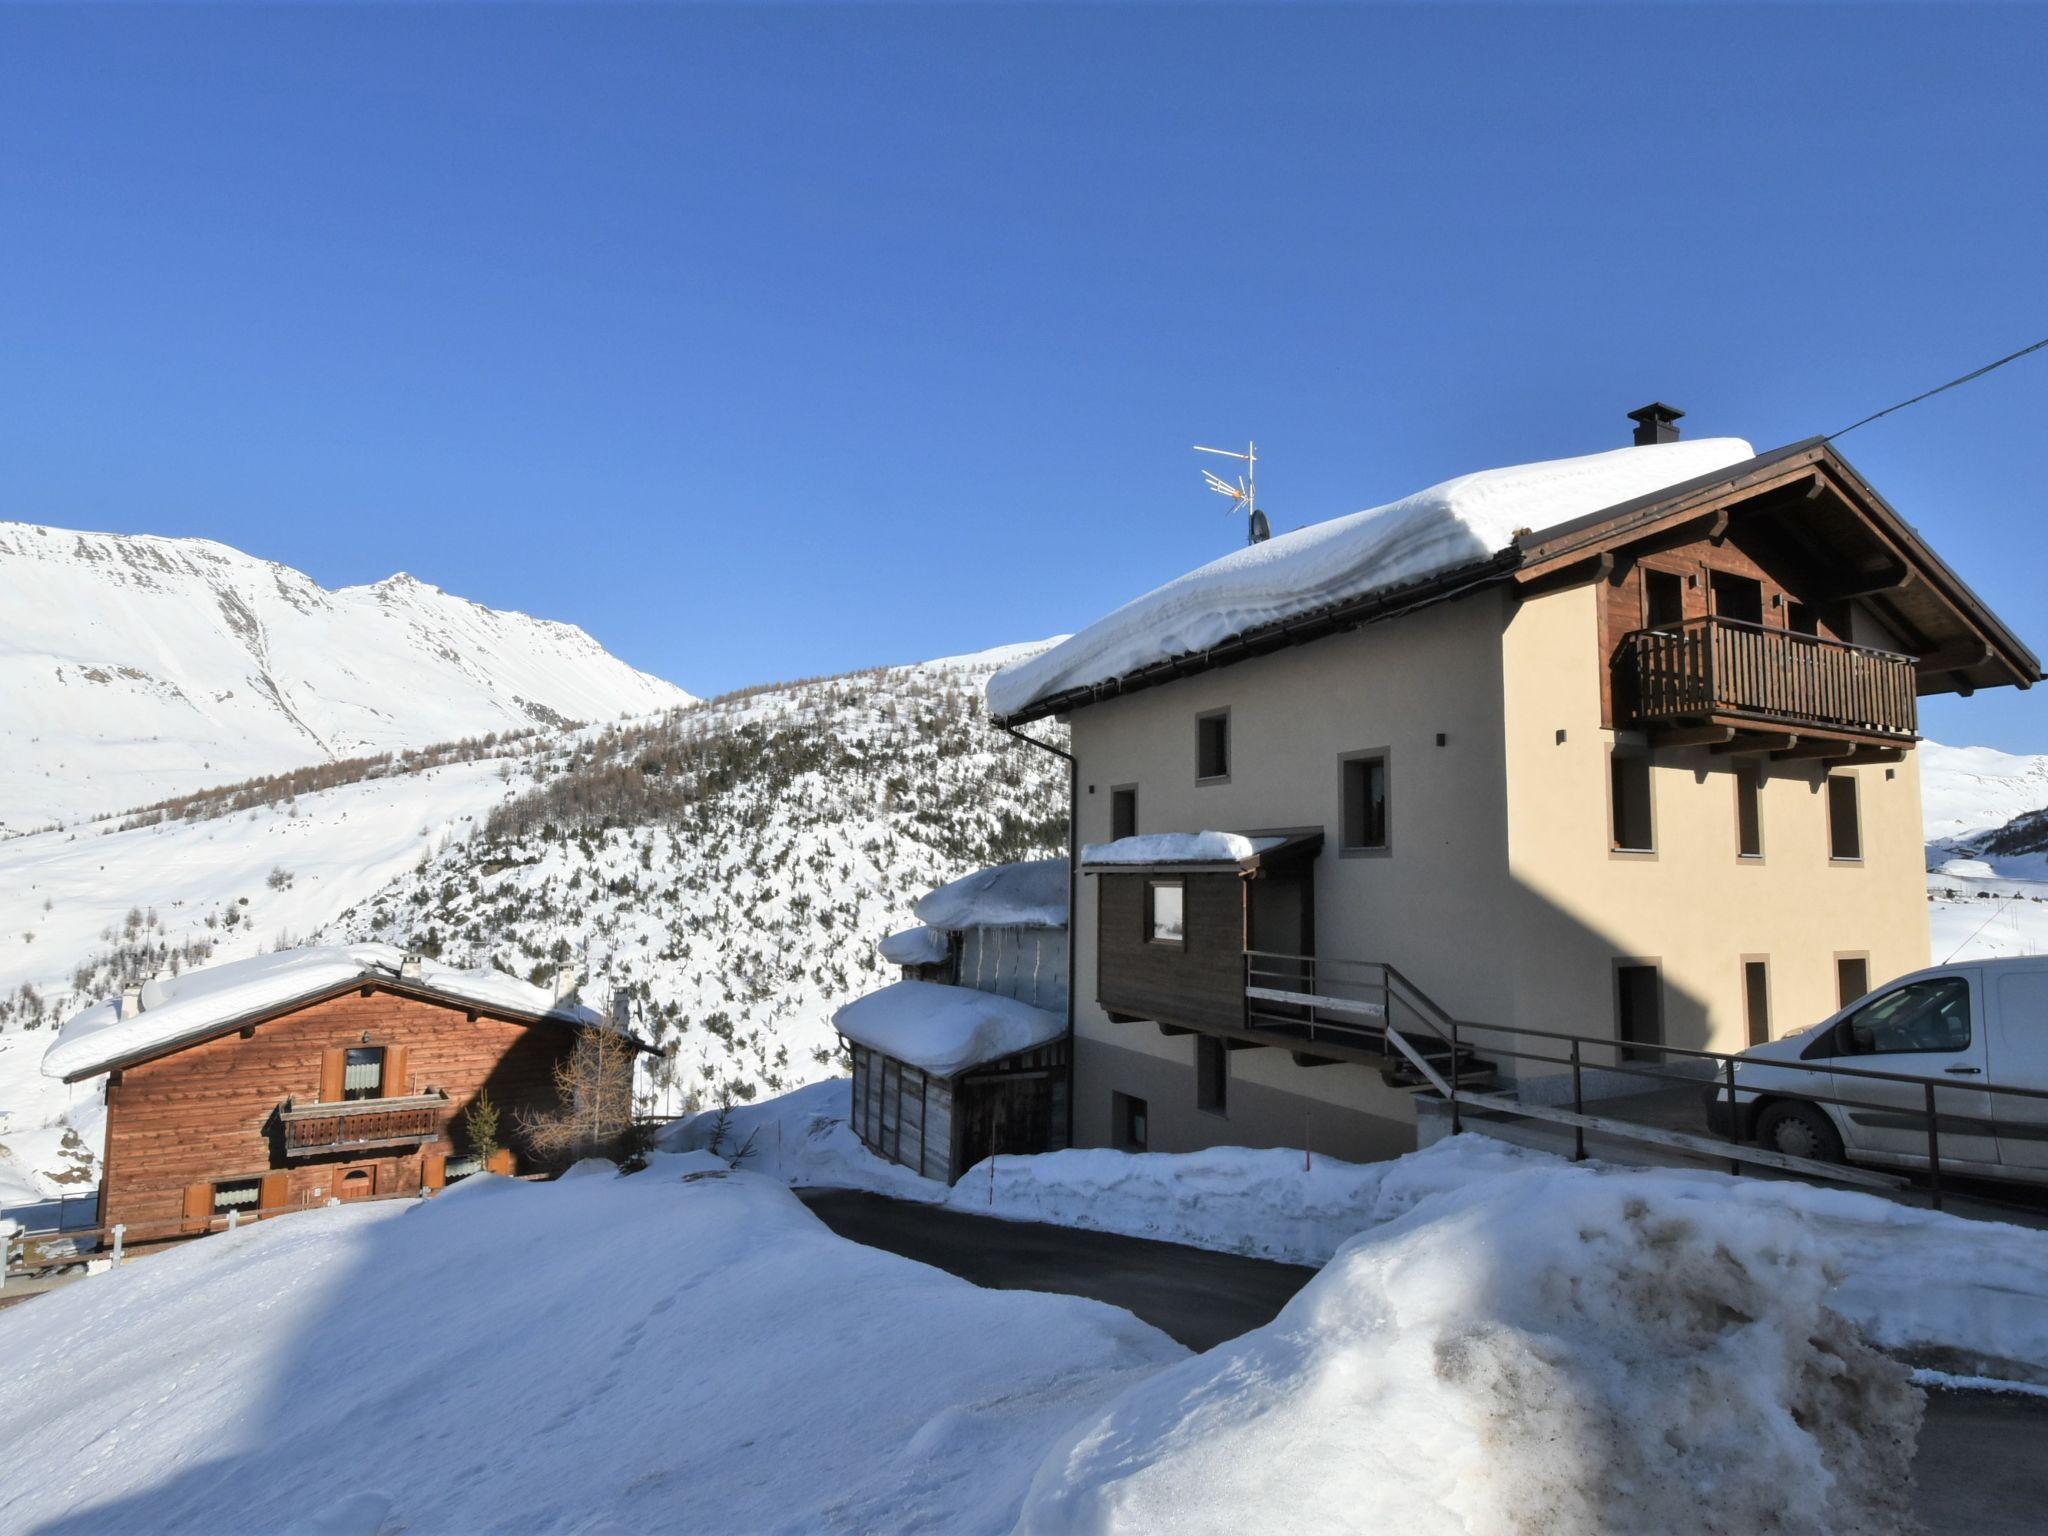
[1707,956,2048,1186]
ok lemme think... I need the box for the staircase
[1242,952,1500,1092]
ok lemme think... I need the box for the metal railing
[1624,616,1917,738]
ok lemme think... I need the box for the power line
[1826,334,2048,442]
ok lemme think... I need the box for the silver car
[1706,956,2048,1186]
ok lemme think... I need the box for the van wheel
[1755,1102,1844,1165]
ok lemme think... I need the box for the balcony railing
[279,1092,447,1157]
[1623,617,1917,740]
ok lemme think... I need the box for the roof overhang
[64,977,649,1084]
[1080,829,1324,877]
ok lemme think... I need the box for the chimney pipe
[119,983,143,1020]
[1627,402,1684,446]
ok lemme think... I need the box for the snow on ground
[833,979,1065,1077]
[0,753,524,1202]
[1016,1162,1921,1536]
[0,1164,1181,1535]
[1927,864,2048,963]
[987,437,1755,719]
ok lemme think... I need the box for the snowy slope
[0,520,692,833]
[1922,739,2048,847]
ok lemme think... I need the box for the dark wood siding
[1096,871,1247,1031]
[100,987,576,1244]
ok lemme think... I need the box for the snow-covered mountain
[1920,740,2048,848]
[0,642,1065,1205]
[0,521,693,835]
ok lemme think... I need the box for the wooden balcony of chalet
[278,1091,448,1157]
[1621,616,1917,748]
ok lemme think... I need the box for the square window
[1611,753,1654,853]
[1197,711,1230,781]
[1341,753,1389,852]
[342,1046,385,1101]
[1115,1092,1150,1151]
[1111,786,1138,842]
[1147,880,1185,945]
[1828,775,1861,861]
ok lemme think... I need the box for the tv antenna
[1194,440,1270,545]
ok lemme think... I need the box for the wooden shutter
[383,1044,410,1098]
[318,1048,346,1103]
[182,1182,213,1233]
[422,1152,447,1191]
[258,1172,289,1214]
[486,1147,515,1176]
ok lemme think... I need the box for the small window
[343,1046,385,1101]
[1839,975,1970,1055]
[1787,602,1820,637]
[1341,752,1390,852]
[1827,775,1861,861]
[1115,1092,1150,1151]
[1735,767,1763,860]
[1111,786,1138,842]
[211,1178,262,1214]
[1711,571,1764,627]
[1611,752,1653,853]
[1196,710,1230,781]
[1743,960,1771,1047]
[444,1155,485,1184]
[1644,568,1685,630]
[1616,963,1661,1062]
[1196,1036,1228,1114]
[1836,955,1870,1009]
[1147,880,1185,945]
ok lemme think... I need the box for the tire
[1755,1101,1845,1165]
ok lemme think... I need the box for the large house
[987,408,2038,1165]
[43,943,645,1245]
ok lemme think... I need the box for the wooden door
[337,1166,376,1202]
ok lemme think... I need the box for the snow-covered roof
[987,438,1757,720]
[914,858,1069,932]
[878,926,952,968]
[833,979,1065,1078]
[1081,832,1281,868]
[44,942,607,1082]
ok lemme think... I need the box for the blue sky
[2,5,2043,750]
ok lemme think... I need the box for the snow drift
[1081,831,1274,866]
[914,857,1069,931]
[879,924,952,967]
[988,437,1755,719]
[1018,1164,1922,1536]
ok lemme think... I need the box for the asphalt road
[798,1188,2047,1534]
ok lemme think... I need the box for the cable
[1827,335,2048,442]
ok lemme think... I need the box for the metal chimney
[1627,402,1685,446]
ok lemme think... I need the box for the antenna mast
[1194,440,1267,545]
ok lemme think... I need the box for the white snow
[0,1165,1181,1534]
[987,438,1756,719]
[1922,739,2048,846]
[1017,1162,1921,1535]
[0,519,692,833]
[879,924,952,967]
[833,978,1065,1077]
[1080,831,1275,866]
[914,857,1069,931]
[43,941,601,1083]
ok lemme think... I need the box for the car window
[1840,976,1971,1056]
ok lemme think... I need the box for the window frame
[1338,748,1392,857]
[1613,959,1663,1062]
[342,1045,387,1102]
[1834,952,1871,1010]
[210,1177,264,1215]
[1145,878,1186,947]
[1608,746,1656,857]
[1734,763,1764,861]
[1114,1091,1150,1152]
[1641,564,1687,631]
[1827,773,1863,863]
[1741,956,1771,1047]
[1195,708,1231,785]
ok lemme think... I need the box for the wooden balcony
[279,1092,447,1157]
[1622,617,1917,743]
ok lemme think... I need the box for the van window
[1839,976,1970,1055]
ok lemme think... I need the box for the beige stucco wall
[1067,590,1517,1150]
[1499,580,1932,1062]
[1062,573,1936,1153]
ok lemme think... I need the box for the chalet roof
[832,979,1064,1078]
[988,436,2039,724]
[913,858,1069,933]
[43,942,635,1083]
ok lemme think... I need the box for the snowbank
[663,1078,946,1201]
[43,941,603,1082]
[1081,831,1272,867]
[1017,1164,1921,1536]
[914,857,1068,931]
[834,978,1065,1076]
[0,1162,1181,1534]
[987,437,1755,719]
[879,924,952,967]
